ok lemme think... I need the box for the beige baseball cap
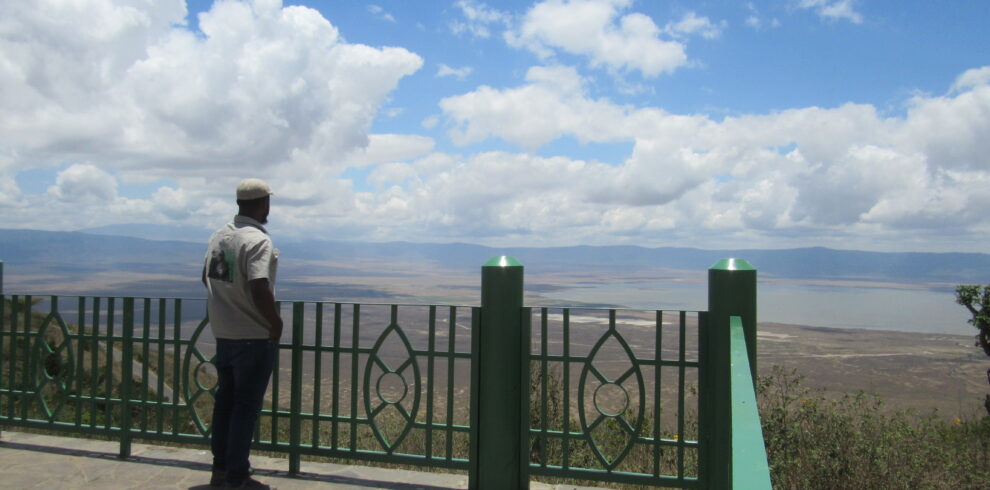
[236,178,274,200]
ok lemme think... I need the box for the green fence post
[470,256,527,490]
[119,297,135,458]
[702,258,757,489]
[289,301,304,475]
[0,261,4,441]
[710,259,758,380]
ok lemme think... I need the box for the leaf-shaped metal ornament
[33,308,75,421]
[182,317,216,436]
[363,321,421,453]
[578,321,645,470]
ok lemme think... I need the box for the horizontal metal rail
[728,315,772,489]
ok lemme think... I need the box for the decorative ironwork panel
[527,307,702,488]
[363,320,422,452]
[578,319,645,470]
[33,308,75,421]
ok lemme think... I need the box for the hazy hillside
[0,229,203,268]
[279,239,990,282]
[1,228,988,293]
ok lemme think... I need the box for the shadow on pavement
[0,440,461,490]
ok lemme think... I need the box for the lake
[541,280,974,336]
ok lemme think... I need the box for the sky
[1,0,988,252]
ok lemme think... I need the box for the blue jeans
[210,338,275,486]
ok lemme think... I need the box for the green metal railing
[0,296,475,469]
[0,257,770,489]
[526,307,701,488]
[729,316,772,489]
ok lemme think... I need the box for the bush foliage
[759,366,990,490]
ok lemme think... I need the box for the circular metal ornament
[594,382,630,418]
[376,371,408,404]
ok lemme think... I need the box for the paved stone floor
[0,431,606,489]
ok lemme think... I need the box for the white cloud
[440,65,631,149]
[505,0,688,78]
[426,64,990,247]
[48,164,118,203]
[2,1,988,252]
[342,134,436,168]
[450,0,510,39]
[421,115,440,129]
[798,0,863,24]
[367,5,396,23]
[951,66,990,94]
[437,64,473,80]
[0,0,422,217]
[151,185,196,220]
[664,12,726,40]
[0,176,23,208]
[744,3,780,30]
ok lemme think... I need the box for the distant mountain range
[1,227,988,286]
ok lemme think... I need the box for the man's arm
[202,265,207,288]
[249,278,283,341]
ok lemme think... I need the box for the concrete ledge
[0,431,607,489]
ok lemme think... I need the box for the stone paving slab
[0,431,609,489]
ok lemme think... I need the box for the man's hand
[249,278,282,341]
[268,316,284,341]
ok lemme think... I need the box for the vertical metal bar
[519,304,531,486]
[562,308,570,470]
[141,298,151,433]
[312,302,323,447]
[331,303,341,450]
[0,292,6,422]
[74,296,86,427]
[43,296,58,416]
[652,309,662,478]
[16,294,26,420]
[271,302,281,445]
[172,299,181,436]
[289,302,304,475]
[677,310,687,479]
[3,295,13,420]
[471,256,525,490]
[446,306,457,462]
[468,305,480,484]
[9,295,20,420]
[156,298,166,433]
[10,295,21,420]
[350,303,360,452]
[697,311,710,488]
[119,298,135,458]
[426,305,436,461]
[90,297,100,428]
[104,297,115,431]
[20,295,31,421]
[539,307,548,467]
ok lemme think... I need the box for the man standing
[203,178,282,489]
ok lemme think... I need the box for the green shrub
[759,366,990,489]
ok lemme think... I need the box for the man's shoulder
[237,224,271,240]
[207,220,272,249]
[207,222,236,243]
[231,225,273,251]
